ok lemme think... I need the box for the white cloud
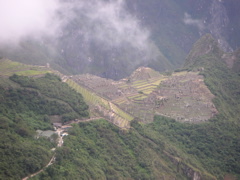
[0,0,62,44]
[0,0,151,51]
[72,0,151,51]
[183,12,205,31]
[0,0,159,66]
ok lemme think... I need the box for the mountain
[0,58,89,179]
[184,33,240,78]
[1,0,240,178]
[1,0,240,80]
[39,35,240,179]
[1,32,240,179]
[0,59,212,180]
[184,33,240,118]
[184,33,224,68]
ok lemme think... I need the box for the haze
[0,0,151,50]
[0,0,63,44]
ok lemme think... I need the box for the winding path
[22,117,104,180]
[22,154,56,180]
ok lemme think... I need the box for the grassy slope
[66,79,133,129]
[0,58,51,76]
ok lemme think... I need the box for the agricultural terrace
[0,59,218,124]
[66,79,133,129]
[66,79,110,109]
[68,67,168,123]
[0,59,50,77]
[68,67,218,123]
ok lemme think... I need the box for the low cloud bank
[0,0,65,44]
[183,12,205,31]
[0,0,152,51]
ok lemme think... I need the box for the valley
[1,0,240,179]
[1,38,240,180]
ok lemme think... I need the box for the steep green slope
[226,49,240,74]
[9,74,89,122]
[140,116,240,179]
[177,34,240,178]
[1,36,240,180]
[184,34,240,120]
[32,34,240,180]
[0,61,89,179]
[32,120,215,180]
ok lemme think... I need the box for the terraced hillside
[0,58,217,126]
[0,58,134,129]
[69,67,217,123]
[66,79,133,129]
[0,58,51,77]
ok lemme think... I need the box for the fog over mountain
[0,0,153,50]
[0,0,62,44]
[0,0,240,79]
[1,2,240,178]
[183,13,205,31]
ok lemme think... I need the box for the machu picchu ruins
[65,67,218,128]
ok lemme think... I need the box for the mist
[0,0,165,79]
[0,0,65,44]
[183,12,205,31]
[0,0,152,49]
[74,0,150,50]
[57,0,163,78]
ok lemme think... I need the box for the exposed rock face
[164,151,216,180]
[209,0,233,52]
[181,164,201,180]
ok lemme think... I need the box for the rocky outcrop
[164,151,216,180]
[209,0,233,52]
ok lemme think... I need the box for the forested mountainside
[1,33,240,179]
[33,34,240,180]
[1,0,240,80]
[0,60,88,179]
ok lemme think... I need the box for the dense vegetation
[184,34,240,120]
[0,87,56,179]
[32,120,190,180]
[31,114,240,180]
[176,35,240,178]
[0,73,89,179]
[10,73,89,122]
[136,116,240,179]
[32,36,240,179]
[1,34,240,179]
